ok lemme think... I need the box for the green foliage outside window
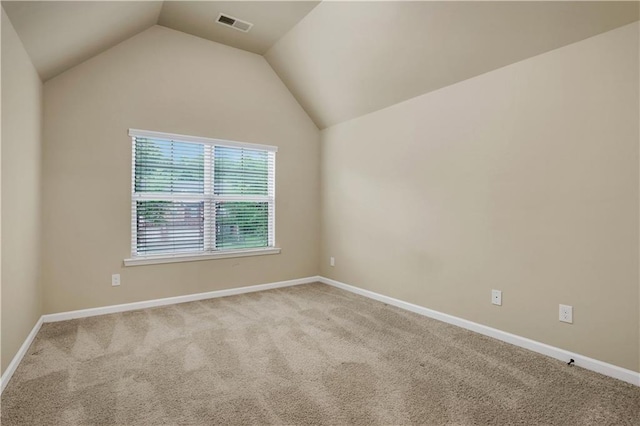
[134,138,272,253]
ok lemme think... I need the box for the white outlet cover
[491,289,502,306]
[559,304,573,323]
[112,274,121,286]
[330,257,335,267]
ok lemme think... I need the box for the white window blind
[130,129,276,260]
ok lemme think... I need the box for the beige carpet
[1,283,638,425]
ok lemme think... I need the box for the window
[125,129,278,266]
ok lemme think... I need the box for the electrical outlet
[112,274,121,287]
[491,290,502,306]
[330,257,335,267]
[559,304,573,323]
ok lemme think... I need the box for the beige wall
[320,23,640,372]
[42,25,320,314]
[5,8,638,378]
[1,9,43,374]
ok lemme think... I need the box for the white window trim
[126,129,279,266]
[124,247,281,267]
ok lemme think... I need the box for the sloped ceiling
[3,1,638,127]
[158,1,320,55]
[1,1,163,81]
[2,0,320,81]
[265,1,640,129]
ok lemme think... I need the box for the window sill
[124,247,281,267]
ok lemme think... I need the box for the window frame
[124,129,280,267]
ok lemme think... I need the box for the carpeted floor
[1,283,639,425]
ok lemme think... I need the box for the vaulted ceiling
[266,1,639,128]
[2,1,163,81]
[1,1,320,81]
[3,1,638,128]
[158,1,320,55]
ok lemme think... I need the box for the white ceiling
[2,0,320,81]
[266,1,640,128]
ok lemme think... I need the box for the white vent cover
[216,13,253,33]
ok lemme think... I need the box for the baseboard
[1,276,319,394]
[4,275,637,394]
[1,316,44,393]
[319,276,640,387]
[42,276,320,323]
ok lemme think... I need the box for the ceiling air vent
[216,13,253,33]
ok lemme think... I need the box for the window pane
[135,138,204,193]
[214,146,269,196]
[136,201,205,254]
[215,202,269,249]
